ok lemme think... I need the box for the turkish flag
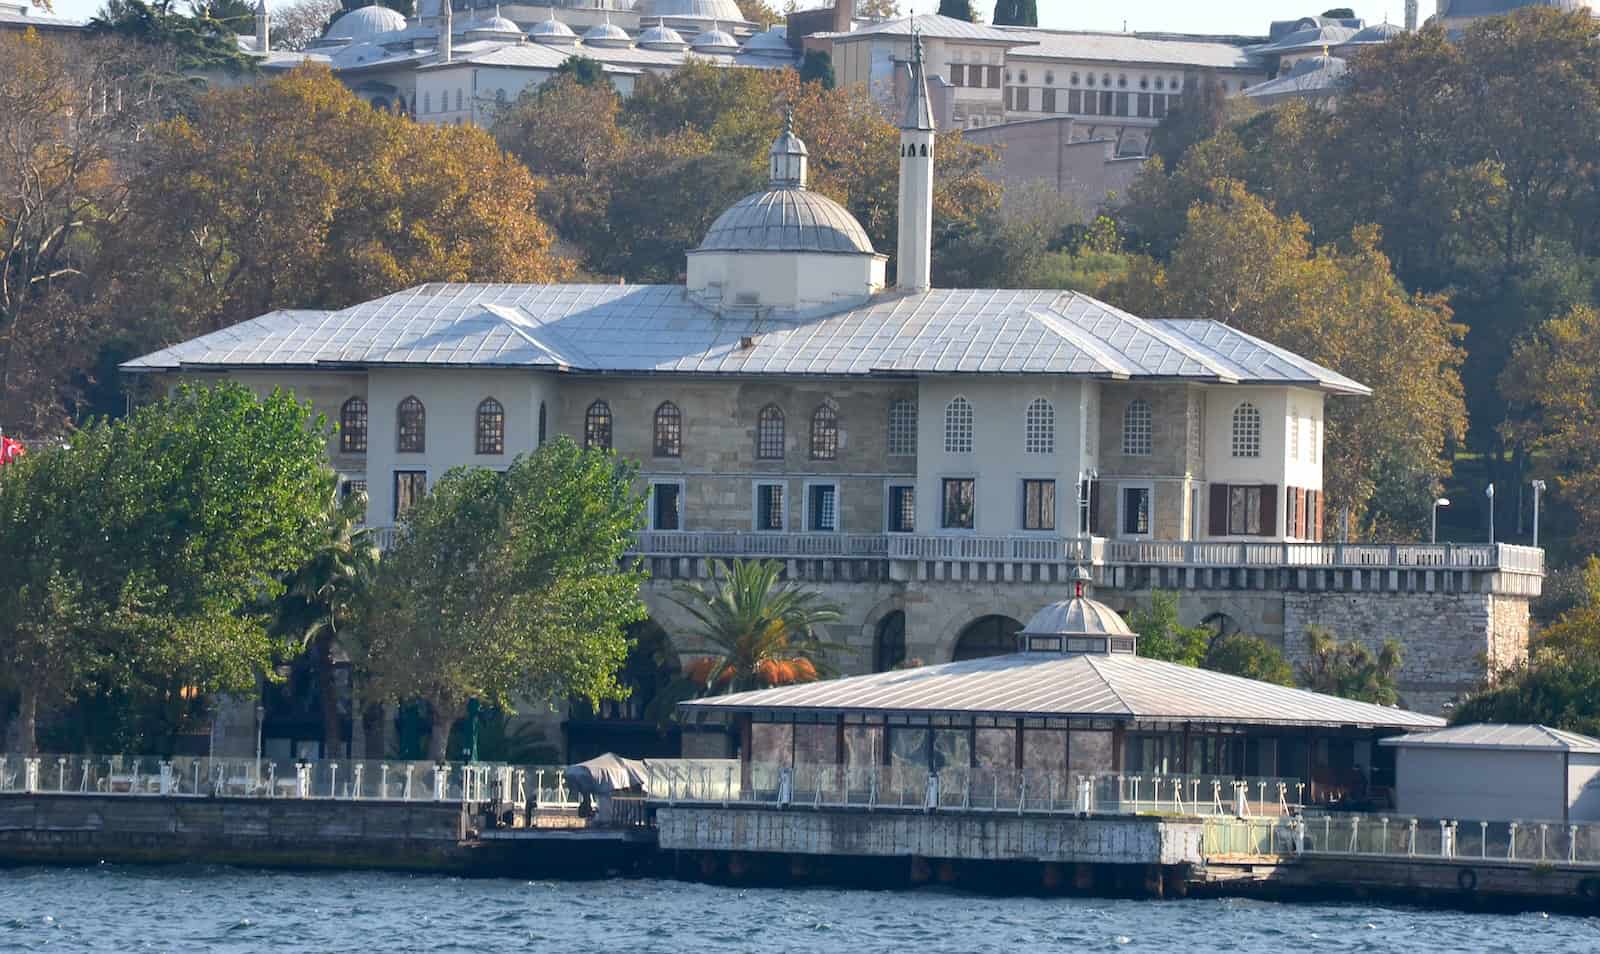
[0,436,25,466]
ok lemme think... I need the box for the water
[2,868,1599,953]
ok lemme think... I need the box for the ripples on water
[2,868,1600,953]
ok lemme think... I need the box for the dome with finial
[583,17,632,47]
[530,15,578,44]
[740,26,791,57]
[466,6,524,40]
[638,20,688,50]
[324,3,407,41]
[1017,567,1138,656]
[690,22,739,54]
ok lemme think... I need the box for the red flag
[0,436,25,466]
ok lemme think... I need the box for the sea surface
[2,868,1600,953]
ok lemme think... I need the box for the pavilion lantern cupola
[769,109,807,188]
[1017,566,1139,656]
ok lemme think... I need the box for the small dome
[1349,21,1403,43]
[480,14,522,32]
[1017,569,1137,656]
[698,190,875,254]
[741,26,790,56]
[583,20,633,46]
[638,0,744,20]
[325,4,407,41]
[690,25,738,53]
[638,22,688,49]
[1288,53,1348,75]
[531,16,578,44]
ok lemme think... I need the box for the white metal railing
[1207,813,1600,867]
[648,762,1301,818]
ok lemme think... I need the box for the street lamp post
[1432,497,1451,545]
[254,703,266,791]
[1485,483,1496,545]
[1532,480,1547,549]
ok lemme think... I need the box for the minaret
[1404,0,1418,31]
[440,0,453,63]
[255,0,269,53]
[895,27,935,292]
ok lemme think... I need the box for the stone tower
[895,28,935,292]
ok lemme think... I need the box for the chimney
[831,0,854,34]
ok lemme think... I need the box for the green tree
[89,0,255,71]
[1450,657,1600,736]
[799,49,835,88]
[1127,591,1211,667]
[556,55,606,87]
[1295,627,1403,704]
[936,0,974,21]
[991,0,1035,27]
[1203,633,1294,686]
[669,559,843,694]
[363,438,647,761]
[0,382,331,753]
[734,0,780,27]
[270,486,380,757]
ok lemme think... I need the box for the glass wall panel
[751,723,794,767]
[794,724,838,765]
[889,726,930,771]
[975,727,1016,771]
[933,729,971,772]
[1023,728,1068,773]
[844,725,884,769]
[1069,729,1114,773]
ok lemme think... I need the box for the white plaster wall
[1568,754,1600,823]
[1282,387,1325,493]
[1202,384,1318,540]
[914,376,1094,535]
[1393,747,1566,822]
[686,250,885,309]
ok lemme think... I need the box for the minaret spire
[895,24,935,291]
[440,0,453,63]
[255,0,269,54]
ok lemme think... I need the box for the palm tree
[669,559,844,695]
[271,484,380,756]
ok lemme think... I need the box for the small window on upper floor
[1232,402,1262,458]
[537,401,547,447]
[887,399,917,456]
[585,399,612,451]
[1024,397,1054,454]
[654,401,682,458]
[944,396,974,454]
[340,397,368,453]
[476,397,504,455]
[1289,413,1301,461]
[397,396,425,453]
[757,404,785,460]
[810,402,839,461]
[1122,399,1152,456]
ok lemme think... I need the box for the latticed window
[756,404,784,460]
[1289,414,1301,461]
[476,397,504,455]
[584,400,612,450]
[1024,397,1054,454]
[397,396,425,452]
[340,397,368,453]
[887,399,917,456]
[1122,399,1152,456]
[653,402,682,458]
[1232,403,1262,458]
[944,396,974,453]
[810,403,839,460]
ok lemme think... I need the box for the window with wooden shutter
[1088,479,1103,535]
[1259,484,1278,537]
[1209,484,1229,537]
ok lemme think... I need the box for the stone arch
[951,614,1023,662]
[874,610,906,672]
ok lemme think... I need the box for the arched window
[887,399,917,456]
[874,611,907,673]
[339,397,368,453]
[1232,402,1262,458]
[654,401,682,458]
[952,615,1023,662]
[810,402,839,460]
[756,404,785,460]
[476,397,504,455]
[944,396,973,453]
[423,90,431,113]
[397,396,425,452]
[584,399,612,450]
[1024,397,1054,454]
[537,401,547,447]
[1122,399,1152,456]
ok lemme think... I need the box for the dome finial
[768,107,808,188]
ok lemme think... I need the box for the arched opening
[874,610,906,672]
[952,615,1022,661]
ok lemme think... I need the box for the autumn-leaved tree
[102,66,569,347]
[364,438,647,761]
[1106,180,1466,535]
[0,383,332,753]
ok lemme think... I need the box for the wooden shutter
[1089,480,1103,535]
[988,66,1001,89]
[1259,484,1278,537]
[1314,490,1325,542]
[1208,483,1228,537]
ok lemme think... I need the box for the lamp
[1531,480,1547,549]
[1431,497,1450,545]
[1485,483,1495,545]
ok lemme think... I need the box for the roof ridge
[1081,654,1136,716]
[1166,320,1370,395]
[1067,292,1241,381]
[479,302,592,368]
[1026,302,1138,377]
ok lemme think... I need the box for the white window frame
[751,479,787,533]
[944,396,974,454]
[1232,402,1262,459]
[392,468,431,522]
[648,479,687,532]
[887,399,917,456]
[1116,480,1156,539]
[1289,412,1301,461]
[803,479,842,534]
[1122,399,1153,456]
[884,480,916,534]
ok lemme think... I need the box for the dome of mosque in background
[324,4,407,41]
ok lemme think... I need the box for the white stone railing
[1103,540,1543,574]
[886,533,1103,564]
[633,531,889,559]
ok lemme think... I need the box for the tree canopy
[991,0,1036,27]
[1127,591,1211,667]
[1295,627,1404,705]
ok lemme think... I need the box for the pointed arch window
[653,401,682,458]
[1024,397,1054,454]
[397,396,425,452]
[944,396,974,453]
[810,402,839,460]
[1122,399,1152,456]
[757,404,785,460]
[887,399,917,456]
[1232,402,1262,458]
[584,400,612,450]
[476,397,504,455]
[340,397,368,453]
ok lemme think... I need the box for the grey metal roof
[121,286,1370,395]
[696,189,876,255]
[1380,724,1600,753]
[638,0,745,21]
[1242,55,1347,101]
[831,14,1028,45]
[1248,24,1359,55]
[1006,32,1261,70]
[678,652,1445,730]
